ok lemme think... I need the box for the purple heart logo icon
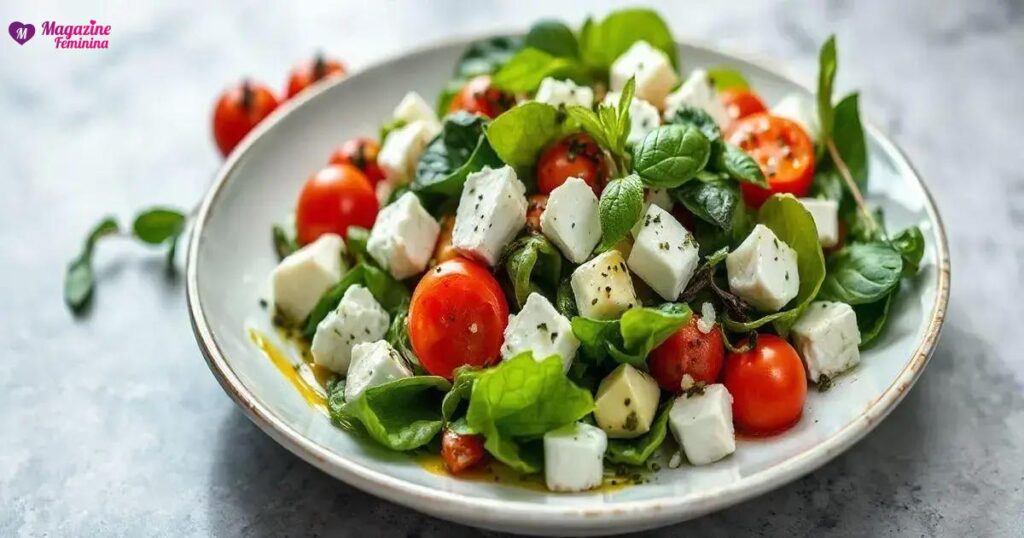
[8,21,35,45]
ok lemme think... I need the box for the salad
[262,8,925,493]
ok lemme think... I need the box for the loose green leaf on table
[64,217,121,312]
[333,376,451,451]
[133,208,185,245]
[598,174,645,251]
[632,125,711,188]
[501,233,564,309]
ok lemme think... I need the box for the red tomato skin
[440,429,487,474]
[526,194,548,233]
[536,134,610,195]
[212,81,279,157]
[328,137,386,186]
[449,75,515,119]
[295,164,379,245]
[285,55,346,99]
[720,88,768,121]
[648,315,725,391]
[723,334,807,436]
[409,259,509,379]
[726,113,815,208]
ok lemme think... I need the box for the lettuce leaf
[332,376,451,451]
[572,303,691,369]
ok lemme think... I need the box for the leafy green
[578,8,677,75]
[384,306,420,370]
[605,402,672,465]
[345,226,371,265]
[672,178,740,231]
[555,279,578,318]
[828,94,868,187]
[665,105,722,144]
[706,67,750,91]
[492,48,589,93]
[597,174,645,251]
[855,290,895,347]
[379,118,407,143]
[501,234,564,309]
[412,112,501,200]
[333,376,451,451]
[443,366,482,423]
[524,19,580,59]
[565,77,635,163]
[466,353,594,473]
[133,208,185,245]
[891,226,925,276]
[572,303,691,369]
[485,102,580,170]
[437,35,524,113]
[816,35,838,147]
[818,242,903,305]
[272,224,298,261]
[302,264,410,338]
[632,125,712,188]
[713,143,768,188]
[64,217,120,312]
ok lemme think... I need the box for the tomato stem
[240,79,254,112]
[313,51,326,81]
[826,139,884,239]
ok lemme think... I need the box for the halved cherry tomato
[648,315,725,391]
[719,88,768,121]
[723,334,807,436]
[328,137,386,186]
[431,215,459,266]
[409,258,509,379]
[285,53,346,99]
[526,194,548,233]
[440,429,487,474]
[536,134,610,195]
[212,80,279,157]
[725,113,815,208]
[295,164,379,245]
[449,75,515,119]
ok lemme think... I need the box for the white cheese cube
[535,77,594,108]
[378,120,439,185]
[609,41,679,109]
[663,69,730,128]
[669,384,736,465]
[501,293,579,372]
[344,340,413,402]
[726,224,800,312]
[540,177,601,263]
[392,91,439,128]
[627,205,700,301]
[772,93,819,141]
[570,250,639,320]
[791,301,861,382]
[543,422,607,492]
[452,165,528,266]
[798,198,840,248]
[594,364,661,439]
[603,92,661,146]
[271,233,345,323]
[367,192,440,279]
[310,285,391,374]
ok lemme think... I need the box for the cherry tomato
[449,75,515,119]
[725,113,815,208]
[536,134,610,195]
[719,88,768,121]
[285,53,346,99]
[440,429,487,474]
[409,258,509,379]
[328,137,386,186]
[295,164,379,245]
[431,215,459,266]
[648,315,725,391]
[723,334,807,436]
[212,80,279,157]
[526,194,548,233]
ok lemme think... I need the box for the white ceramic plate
[187,36,950,536]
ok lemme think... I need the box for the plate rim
[185,32,951,532]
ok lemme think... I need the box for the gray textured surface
[1,0,1022,536]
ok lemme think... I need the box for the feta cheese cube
[726,224,800,312]
[452,166,528,266]
[271,233,346,323]
[392,91,439,128]
[791,301,861,382]
[664,69,730,127]
[540,177,601,263]
[543,422,607,492]
[570,250,639,320]
[798,198,840,248]
[594,364,661,439]
[669,384,736,465]
[772,93,820,140]
[501,293,579,372]
[367,192,440,279]
[344,340,413,402]
[627,204,700,300]
[378,120,439,184]
[310,285,391,374]
[609,41,679,109]
[603,92,661,146]
[535,77,595,108]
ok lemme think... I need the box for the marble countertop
[2,0,1022,535]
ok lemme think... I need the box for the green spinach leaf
[443,366,482,424]
[632,125,711,188]
[817,35,838,146]
[412,112,501,198]
[437,35,524,113]
[578,8,677,75]
[598,174,645,251]
[855,290,895,347]
[485,102,580,170]
[334,376,451,451]
[572,303,691,369]
[501,234,564,309]
[302,264,411,339]
[817,242,902,305]
[665,105,721,144]
[891,226,925,276]
[555,279,578,318]
[524,19,580,59]
[713,143,768,188]
[492,48,589,93]
[672,178,740,231]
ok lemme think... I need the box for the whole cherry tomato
[536,133,610,195]
[328,137,386,186]
[409,258,509,379]
[285,53,346,99]
[723,334,807,436]
[526,194,548,233]
[440,429,487,474]
[449,75,515,119]
[726,113,815,208]
[295,164,378,245]
[648,315,725,391]
[719,88,768,121]
[212,80,279,157]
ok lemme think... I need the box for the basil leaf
[443,366,482,423]
[334,376,451,451]
[665,105,722,144]
[492,48,590,93]
[830,93,868,187]
[855,290,895,347]
[817,35,838,146]
[606,402,672,465]
[578,8,677,74]
[598,174,645,251]
[714,143,768,188]
[672,178,739,231]
[564,77,635,160]
[501,234,564,309]
[485,102,580,170]
[632,125,711,188]
[466,353,594,473]
[302,264,411,339]
[412,112,501,199]
[572,303,691,369]
[891,226,925,276]
[64,217,120,313]
[818,242,903,305]
[455,35,524,79]
[525,19,580,59]
[132,208,185,245]
[707,67,750,91]
[555,279,578,318]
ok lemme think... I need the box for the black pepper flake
[785,271,790,280]
[258,299,268,309]
[591,298,598,306]
[550,332,558,342]
[652,214,662,224]
[537,322,549,331]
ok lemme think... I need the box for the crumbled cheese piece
[697,302,716,334]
